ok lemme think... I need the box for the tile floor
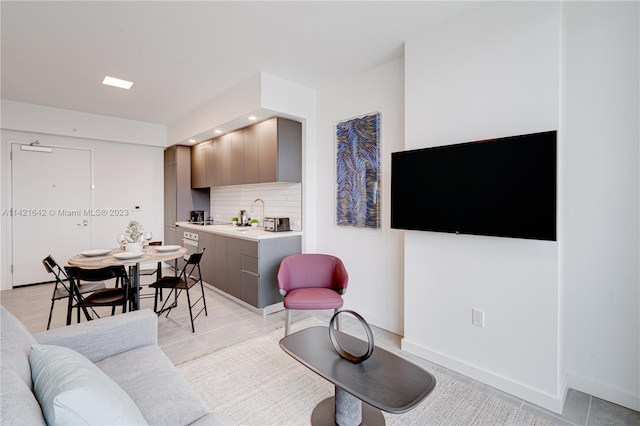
[1,277,639,426]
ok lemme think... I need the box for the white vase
[125,242,142,252]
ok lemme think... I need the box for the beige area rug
[177,318,552,425]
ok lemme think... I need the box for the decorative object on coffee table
[328,310,374,364]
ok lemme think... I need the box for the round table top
[68,246,187,268]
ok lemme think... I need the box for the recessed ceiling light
[214,129,222,134]
[248,116,257,121]
[102,76,134,90]
[189,139,196,143]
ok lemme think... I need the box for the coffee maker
[190,210,205,223]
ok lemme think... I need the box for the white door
[11,144,92,286]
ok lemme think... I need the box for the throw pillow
[29,344,148,425]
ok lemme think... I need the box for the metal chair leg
[199,279,208,316]
[333,308,341,330]
[47,300,55,330]
[285,309,292,336]
[185,285,195,333]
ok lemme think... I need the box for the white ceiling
[1,1,476,125]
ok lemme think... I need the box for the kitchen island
[174,222,301,314]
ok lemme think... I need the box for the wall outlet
[472,309,485,327]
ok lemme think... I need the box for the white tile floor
[2,277,639,426]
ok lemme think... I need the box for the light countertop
[175,222,302,241]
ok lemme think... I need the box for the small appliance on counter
[264,217,291,232]
[189,210,213,225]
[238,210,250,226]
[190,210,205,223]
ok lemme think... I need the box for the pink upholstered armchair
[277,254,349,336]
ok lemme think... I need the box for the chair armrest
[33,309,158,363]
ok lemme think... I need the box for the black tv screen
[391,131,557,241]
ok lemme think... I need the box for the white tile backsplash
[209,182,302,230]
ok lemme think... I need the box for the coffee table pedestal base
[311,387,385,426]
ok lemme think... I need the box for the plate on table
[155,245,181,252]
[113,251,145,260]
[80,249,111,257]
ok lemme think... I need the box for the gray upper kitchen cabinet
[220,133,234,186]
[230,130,245,185]
[191,140,211,189]
[209,137,223,187]
[164,145,196,251]
[256,118,278,183]
[262,117,301,183]
[218,130,245,186]
[243,117,302,184]
[164,145,193,226]
[202,117,302,187]
[244,123,259,184]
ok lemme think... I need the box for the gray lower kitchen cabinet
[212,234,228,294]
[237,236,301,308]
[174,227,187,271]
[226,237,242,300]
[164,225,177,246]
[193,232,301,309]
[197,231,214,287]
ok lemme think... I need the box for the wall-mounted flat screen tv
[391,131,557,241]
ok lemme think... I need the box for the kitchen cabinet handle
[240,269,259,278]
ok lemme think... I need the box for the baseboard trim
[566,372,640,412]
[401,338,565,414]
[203,283,283,317]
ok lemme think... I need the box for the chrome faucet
[251,198,265,226]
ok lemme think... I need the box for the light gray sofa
[0,306,222,425]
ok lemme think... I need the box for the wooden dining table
[67,245,188,311]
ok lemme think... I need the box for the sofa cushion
[0,367,46,426]
[0,306,37,387]
[96,344,210,425]
[30,344,148,425]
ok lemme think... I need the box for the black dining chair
[64,265,131,325]
[42,255,106,330]
[149,249,207,333]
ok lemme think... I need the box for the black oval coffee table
[280,326,436,425]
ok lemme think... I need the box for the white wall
[167,74,262,145]
[403,2,563,412]
[0,105,166,290]
[1,100,166,147]
[314,58,405,334]
[560,2,640,410]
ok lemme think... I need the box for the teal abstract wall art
[336,112,381,229]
